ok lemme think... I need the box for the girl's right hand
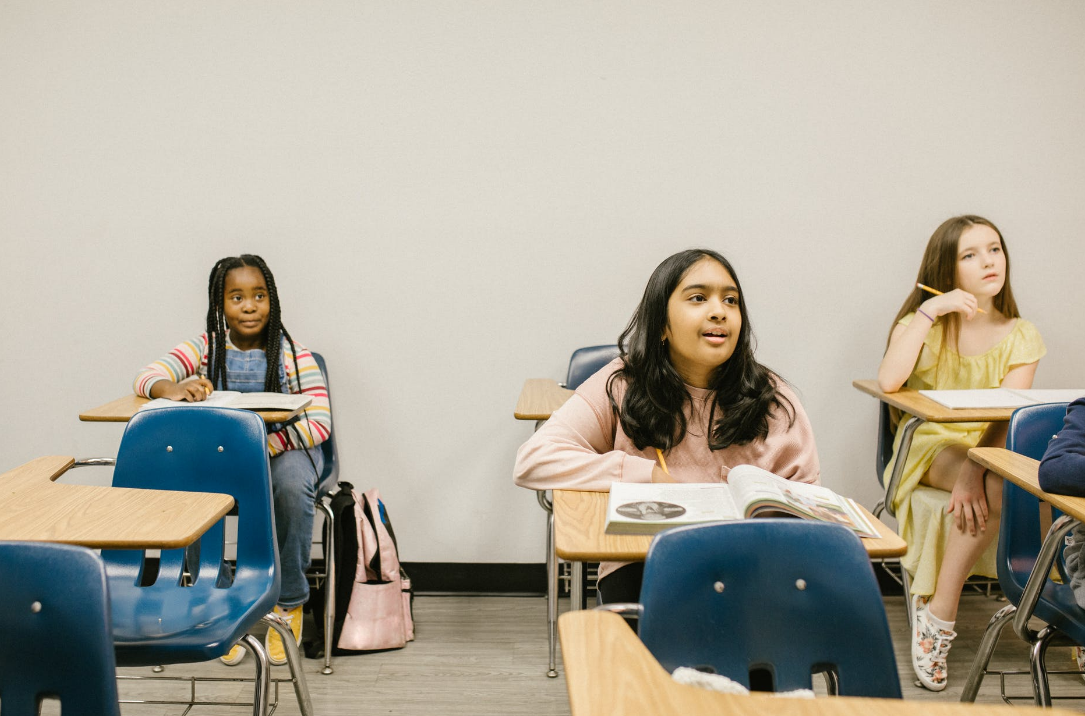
[923,289,978,320]
[152,378,214,402]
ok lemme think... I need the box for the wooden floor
[38,589,1085,714]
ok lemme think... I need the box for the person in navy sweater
[1038,398,1085,686]
[1038,399,1085,496]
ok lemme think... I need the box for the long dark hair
[607,248,794,451]
[205,254,301,393]
[887,215,1020,360]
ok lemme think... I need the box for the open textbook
[918,388,1085,410]
[604,464,879,538]
[138,391,311,413]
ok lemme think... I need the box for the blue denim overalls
[222,343,323,608]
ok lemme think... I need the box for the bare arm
[877,290,979,392]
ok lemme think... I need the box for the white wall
[2,1,1083,563]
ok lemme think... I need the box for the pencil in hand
[655,448,670,475]
[916,282,987,314]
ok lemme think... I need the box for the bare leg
[920,445,1003,622]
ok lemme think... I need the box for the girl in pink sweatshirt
[514,248,820,604]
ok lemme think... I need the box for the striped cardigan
[133,333,332,456]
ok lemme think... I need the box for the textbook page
[604,482,741,535]
[226,392,310,411]
[138,391,243,411]
[138,391,310,412]
[726,464,880,538]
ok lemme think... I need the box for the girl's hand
[152,378,214,402]
[923,289,978,320]
[946,466,989,536]
[651,464,676,483]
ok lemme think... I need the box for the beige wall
[2,1,1083,562]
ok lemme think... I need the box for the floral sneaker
[911,594,957,692]
[1074,646,1085,683]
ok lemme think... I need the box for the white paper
[918,389,1034,409]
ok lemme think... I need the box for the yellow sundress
[885,313,1046,597]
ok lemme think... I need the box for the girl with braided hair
[133,254,331,667]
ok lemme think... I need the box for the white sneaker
[911,595,956,692]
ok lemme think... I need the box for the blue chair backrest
[1,541,121,716]
[565,345,620,390]
[876,400,895,487]
[637,520,901,698]
[998,402,1071,606]
[310,351,339,496]
[102,407,279,622]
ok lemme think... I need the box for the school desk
[0,455,234,548]
[553,489,906,612]
[558,610,1073,716]
[961,446,1085,702]
[853,380,1019,518]
[514,377,575,676]
[79,393,310,424]
[514,378,574,421]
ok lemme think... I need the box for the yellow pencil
[655,448,670,475]
[916,282,987,314]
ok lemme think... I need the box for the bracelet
[917,308,935,323]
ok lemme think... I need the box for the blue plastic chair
[1,541,121,716]
[961,402,1083,705]
[102,406,310,716]
[310,351,340,675]
[564,344,620,391]
[602,520,902,697]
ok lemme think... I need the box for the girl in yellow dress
[878,215,1045,691]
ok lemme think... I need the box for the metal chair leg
[316,499,336,675]
[960,603,1016,702]
[263,613,314,716]
[571,561,584,611]
[241,633,271,716]
[901,567,912,629]
[546,503,558,678]
[1029,626,1058,707]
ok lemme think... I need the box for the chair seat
[315,469,338,499]
[110,572,278,665]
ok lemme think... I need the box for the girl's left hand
[946,466,989,536]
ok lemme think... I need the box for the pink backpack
[337,487,415,651]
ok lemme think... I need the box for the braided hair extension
[205,254,318,477]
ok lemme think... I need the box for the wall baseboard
[400,561,913,597]
[400,562,548,596]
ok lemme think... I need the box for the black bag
[306,482,414,657]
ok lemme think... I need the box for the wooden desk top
[79,393,307,424]
[552,489,906,561]
[514,379,574,421]
[559,610,1069,716]
[852,379,1018,423]
[0,455,235,549]
[969,447,1085,522]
